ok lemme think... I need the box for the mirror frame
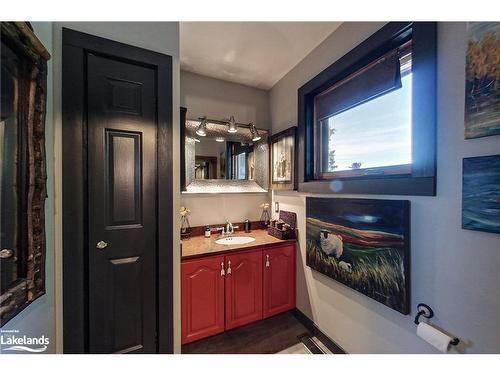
[0,22,50,326]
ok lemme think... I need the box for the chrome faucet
[225,220,239,236]
[226,221,234,235]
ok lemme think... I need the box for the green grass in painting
[306,238,407,313]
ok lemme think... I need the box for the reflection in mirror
[184,118,269,193]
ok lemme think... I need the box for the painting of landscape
[462,155,500,234]
[306,198,410,314]
[464,22,500,139]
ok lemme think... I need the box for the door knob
[0,249,14,259]
[96,241,108,250]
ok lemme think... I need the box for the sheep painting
[319,230,352,272]
[306,197,410,315]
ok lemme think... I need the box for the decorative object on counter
[260,203,271,226]
[268,210,297,240]
[414,303,460,353]
[462,154,500,234]
[204,225,211,238]
[270,126,297,191]
[306,197,410,315]
[464,22,500,139]
[244,219,251,233]
[180,206,192,239]
[0,22,51,327]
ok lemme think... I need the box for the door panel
[182,256,225,344]
[225,249,263,330]
[105,130,143,227]
[263,244,296,318]
[87,53,157,354]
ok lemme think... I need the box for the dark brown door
[87,53,157,353]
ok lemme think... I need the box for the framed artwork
[270,126,297,190]
[306,197,410,314]
[462,155,500,234]
[464,22,500,139]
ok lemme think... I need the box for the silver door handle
[0,249,14,259]
[220,262,225,277]
[96,241,108,250]
[265,254,270,268]
[227,260,232,275]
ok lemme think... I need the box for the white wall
[270,22,500,353]
[1,22,55,354]
[180,70,271,226]
[51,22,181,353]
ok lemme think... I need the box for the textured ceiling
[180,22,342,90]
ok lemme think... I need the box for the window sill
[298,175,436,196]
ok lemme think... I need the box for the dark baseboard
[291,308,347,354]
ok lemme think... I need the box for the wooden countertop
[181,229,295,260]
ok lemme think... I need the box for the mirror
[1,22,50,326]
[182,116,269,193]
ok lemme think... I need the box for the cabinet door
[181,255,225,344]
[225,249,263,330]
[263,244,296,318]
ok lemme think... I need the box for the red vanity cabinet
[181,255,225,344]
[263,243,296,318]
[225,249,263,330]
[181,242,296,344]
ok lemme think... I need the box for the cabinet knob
[220,262,225,277]
[227,260,232,275]
[96,241,108,250]
[265,254,270,268]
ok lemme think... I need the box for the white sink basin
[215,236,256,245]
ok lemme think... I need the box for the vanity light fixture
[227,115,238,133]
[250,123,261,142]
[196,117,207,137]
[215,137,225,143]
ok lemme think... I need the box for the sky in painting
[306,197,408,235]
[326,73,412,171]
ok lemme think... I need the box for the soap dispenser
[244,219,251,233]
[204,225,211,238]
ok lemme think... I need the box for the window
[235,152,247,180]
[298,22,437,196]
[316,45,412,179]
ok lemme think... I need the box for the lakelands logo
[0,329,49,353]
